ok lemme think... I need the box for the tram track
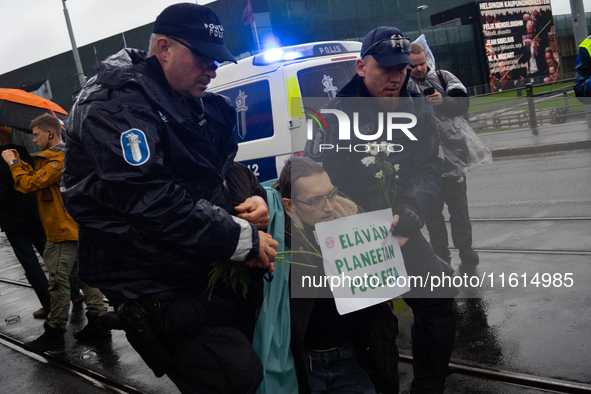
[1,321,590,394]
[468,217,591,222]
[451,248,591,255]
[444,215,591,255]
[398,353,591,393]
[0,331,146,394]
[0,214,589,393]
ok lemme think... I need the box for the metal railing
[467,77,591,133]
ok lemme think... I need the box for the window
[297,60,357,108]
[218,80,274,143]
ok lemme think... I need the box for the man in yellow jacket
[1,113,109,352]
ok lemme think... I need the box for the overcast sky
[0,0,587,75]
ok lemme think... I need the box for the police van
[208,41,362,181]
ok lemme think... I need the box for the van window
[217,79,274,143]
[297,61,357,108]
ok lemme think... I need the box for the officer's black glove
[391,197,423,237]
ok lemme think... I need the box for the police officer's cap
[153,3,237,64]
[361,26,413,68]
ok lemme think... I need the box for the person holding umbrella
[0,126,51,318]
[0,126,85,319]
[1,114,109,352]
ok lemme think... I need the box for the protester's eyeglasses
[361,35,411,59]
[294,187,338,210]
[168,36,219,72]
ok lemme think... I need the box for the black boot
[23,321,65,353]
[459,249,479,265]
[434,248,452,264]
[74,313,111,340]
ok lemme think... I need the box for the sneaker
[32,308,49,319]
[23,321,65,353]
[71,292,84,304]
[74,313,111,340]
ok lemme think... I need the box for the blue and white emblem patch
[158,110,169,123]
[121,129,150,166]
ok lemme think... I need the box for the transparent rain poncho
[412,35,492,177]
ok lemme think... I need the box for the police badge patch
[121,129,150,166]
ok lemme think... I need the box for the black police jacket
[320,73,444,217]
[62,49,259,301]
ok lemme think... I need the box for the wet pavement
[478,119,591,157]
[0,244,178,393]
[1,124,591,393]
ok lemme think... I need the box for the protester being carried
[278,157,399,394]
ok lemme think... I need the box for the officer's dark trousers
[401,233,457,394]
[124,291,264,394]
[165,325,263,394]
[425,176,473,261]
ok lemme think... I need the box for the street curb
[490,139,591,158]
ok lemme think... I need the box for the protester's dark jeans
[308,344,376,394]
[5,230,50,310]
[425,176,473,261]
[401,233,457,394]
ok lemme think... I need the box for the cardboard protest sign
[314,208,409,315]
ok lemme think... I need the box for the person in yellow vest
[575,35,591,97]
[1,113,109,353]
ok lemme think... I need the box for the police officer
[407,42,479,266]
[62,4,277,393]
[575,34,591,97]
[313,26,457,394]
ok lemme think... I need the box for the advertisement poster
[479,0,560,92]
[314,209,410,315]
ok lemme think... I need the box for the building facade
[0,0,587,111]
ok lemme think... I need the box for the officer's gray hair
[148,33,176,56]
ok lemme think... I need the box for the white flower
[375,171,383,179]
[394,164,400,172]
[379,141,392,156]
[368,143,380,156]
[361,156,376,167]
[395,175,399,179]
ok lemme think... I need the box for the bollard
[525,83,538,135]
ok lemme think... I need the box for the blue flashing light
[264,48,284,63]
[252,42,362,66]
[283,51,303,60]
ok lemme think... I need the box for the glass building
[0,0,587,110]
